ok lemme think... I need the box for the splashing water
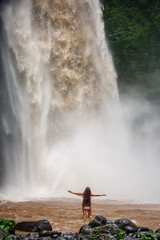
[0,0,160,203]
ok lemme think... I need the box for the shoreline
[0,199,160,232]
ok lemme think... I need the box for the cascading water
[1,0,160,203]
[0,0,118,200]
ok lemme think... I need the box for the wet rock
[78,236,91,240]
[134,231,156,239]
[0,229,8,238]
[96,223,120,235]
[5,234,20,240]
[155,233,160,240]
[138,227,152,232]
[61,232,75,240]
[115,219,138,233]
[124,225,139,233]
[79,225,93,234]
[39,237,52,240]
[106,220,116,224]
[20,233,39,240]
[15,220,52,232]
[51,230,62,238]
[39,230,52,237]
[102,233,117,239]
[88,216,107,228]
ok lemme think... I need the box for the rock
[106,220,116,224]
[88,216,107,228]
[134,231,155,239]
[155,233,160,240]
[39,230,52,237]
[78,236,91,240]
[61,232,75,240]
[0,229,8,238]
[115,218,138,233]
[15,220,52,232]
[138,227,152,232]
[79,225,93,234]
[102,233,117,239]
[51,230,62,238]
[20,233,39,240]
[4,234,20,239]
[39,237,53,240]
[124,225,139,233]
[96,223,120,235]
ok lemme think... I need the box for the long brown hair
[82,187,91,207]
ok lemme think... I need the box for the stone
[79,225,93,234]
[51,230,62,238]
[5,234,20,239]
[88,216,107,228]
[106,220,116,224]
[39,230,52,237]
[61,232,75,240]
[96,223,120,235]
[20,233,39,240]
[155,233,160,240]
[15,220,52,232]
[115,219,138,233]
[0,229,8,238]
[78,236,91,240]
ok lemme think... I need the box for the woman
[68,187,106,220]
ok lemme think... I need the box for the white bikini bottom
[84,206,90,210]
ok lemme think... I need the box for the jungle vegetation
[102,0,160,102]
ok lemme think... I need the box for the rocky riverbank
[1,216,160,240]
[0,200,160,232]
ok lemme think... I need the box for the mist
[42,94,160,204]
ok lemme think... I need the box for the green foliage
[0,218,15,234]
[113,229,125,240]
[87,229,100,239]
[103,0,160,101]
[141,233,158,240]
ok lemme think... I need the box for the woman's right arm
[67,190,83,196]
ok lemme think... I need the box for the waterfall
[0,0,118,200]
[2,0,160,203]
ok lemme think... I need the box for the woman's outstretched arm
[91,193,106,197]
[67,190,83,196]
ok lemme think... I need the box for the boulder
[115,218,138,233]
[88,216,107,228]
[96,223,120,235]
[15,219,52,232]
[138,227,152,232]
[79,225,93,234]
